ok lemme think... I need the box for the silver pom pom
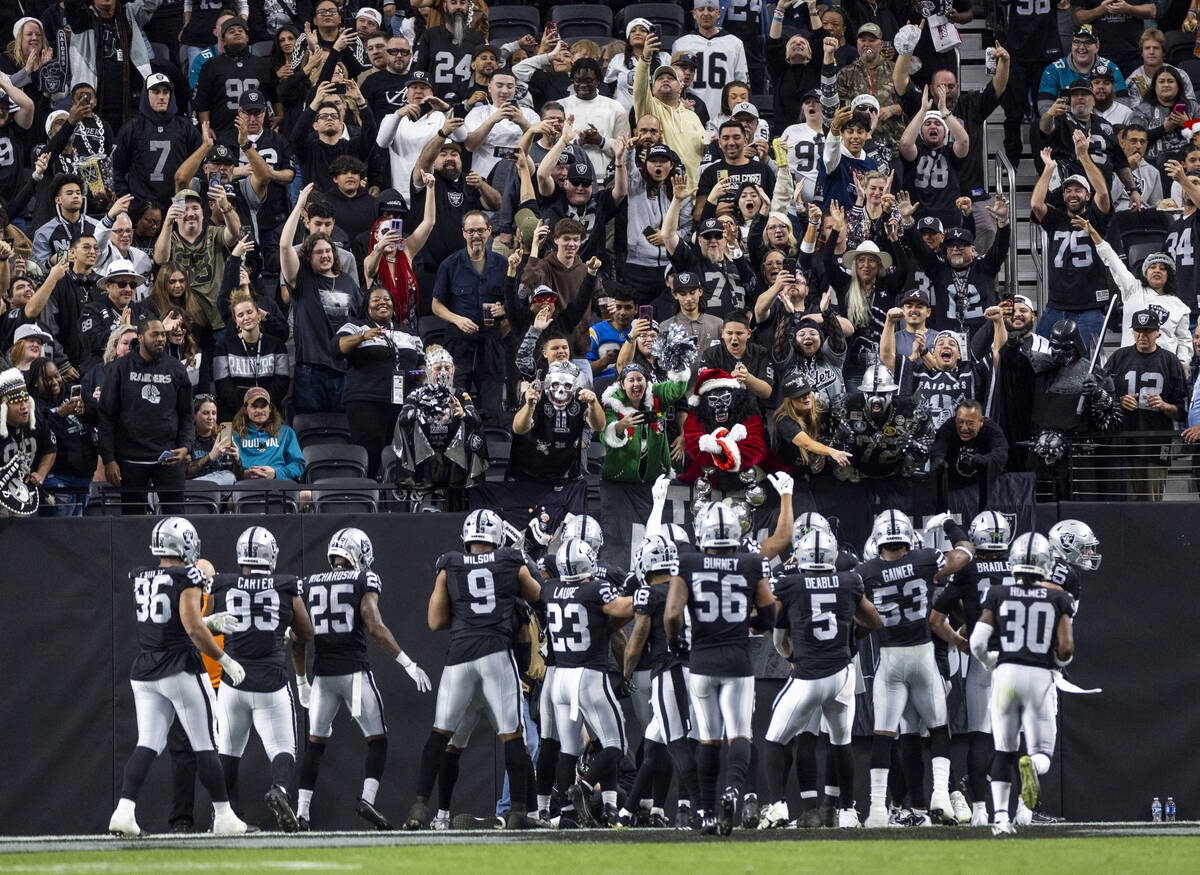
[745,483,766,507]
[651,323,698,375]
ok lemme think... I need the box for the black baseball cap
[1090,64,1115,82]
[783,371,813,398]
[472,44,500,60]
[239,90,266,111]
[672,51,698,69]
[206,144,237,165]
[377,188,407,215]
[900,289,931,305]
[404,71,433,89]
[1131,308,1160,331]
[566,161,594,185]
[673,270,701,289]
[646,143,678,163]
[801,88,821,103]
[1062,78,1095,96]
[697,218,724,239]
[944,226,974,246]
[917,216,944,234]
[1073,25,1097,42]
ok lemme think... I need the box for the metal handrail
[1029,217,1048,313]
[993,146,1019,298]
[1061,430,1195,501]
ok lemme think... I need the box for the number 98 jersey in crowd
[303,567,381,675]
[677,550,771,677]
[129,563,209,681]
[435,547,539,664]
[983,582,1076,670]
[208,572,300,690]
[857,547,945,647]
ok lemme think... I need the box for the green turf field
[3,838,1200,875]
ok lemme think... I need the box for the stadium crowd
[1,0,1200,520]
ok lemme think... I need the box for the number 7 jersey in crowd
[208,572,300,690]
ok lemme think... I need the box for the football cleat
[757,800,789,830]
[992,817,1016,837]
[741,793,760,829]
[818,796,838,827]
[864,805,890,828]
[1014,802,1033,827]
[566,785,598,827]
[168,818,192,833]
[264,785,299,833]
[1018,755,1040,811]
[1030,809,1064,824]
[506,808,544,830]
[949,790,971,825]
[404,800,429,831]
[699,812,719,835]
[554,811,581,830]
[676,804,694,830]
[451,814,503,830]
[717,788,737,836]
[909,810,933,827]
[647,811,670,828]
[211,809,248,836]
[634,808,652,828]
[431,812,451,831]
[108,807,142,838]
[930,791,957,825]
[297,816,311,832]
[970,804,990,827]
[800,807,824,829]
[604,803,625,829]
[356,799,394,831]
[838,807,862,829]
[886,807,911,828]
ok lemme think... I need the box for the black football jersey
[983,582,1075,669]
[1048,559,1082,610]
[209,571,300,692]
[622,571,652,672]
[933,555,1013,632]
[545,577,623,671]
[633,581,684,677]
[304,568,382,676]
[437,547,535,665]
[773,569,864,680]
[678,551,770,677]
[858,548,945,647]
[129,564,207,681]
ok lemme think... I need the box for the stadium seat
[550,5,614,40]
[292,412,352,447]
[1122,233,1168,275]
[83,484,122,516]
[229,481,299,514]
[250,41,273,58]
[1167,30,1194,66]
[311,477,381,513]
[622,4,687,38]
[303,443,369,483]
[181,481,222,515]
[489,4,541,43]
[1179,57,1200,90]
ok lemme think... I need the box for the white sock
[437,808,450,820]
[824,785,841,799]
[537,794,551,812]
[601,790,617,807]
[362,778,380,805]
[870,768,889,808]
[651,806,664,817]
[639,799,653,811]
[678,799,691,810]
[619,807,633,819]
[297,789,313,818]
[991,780,1011,818]
[973,801,988,813]
[931,756,951,797]
[213,801,233,817]
[800,790,818,801]
[1031,753,1051,775]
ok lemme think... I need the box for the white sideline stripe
[0,865,359,873]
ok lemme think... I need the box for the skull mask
[706,389,734,424]
[545,361,579,408]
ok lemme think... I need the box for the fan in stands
[681,367,767,483]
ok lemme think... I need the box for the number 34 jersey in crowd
[983,582,1075,670]
[436,547,537,665]
[858,548,945,647]
[129,564,208,681]
[304,568,381,676]
[677,551,770,677]
[208,572,300,691]
[545,577,623,672]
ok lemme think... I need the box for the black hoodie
[97,341,195,464]
[112,86,202,208]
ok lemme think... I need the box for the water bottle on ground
[1152,797,1162,822]
[1166,797,1176,822]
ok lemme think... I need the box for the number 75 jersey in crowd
[208,572,299,691]
[857,548,945,647]
[436,547,538,665]
[677,551,770,677]
[129,564,208,681]
[303,568,381,676]
[983,582,1075,670]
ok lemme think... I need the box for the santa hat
[1186,118,1200,139]
[687,368,741,407]
[0,367,32,439]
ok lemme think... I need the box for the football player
[406,510,542,831]
[761,529,882,829]
[1046,519,1101,609]
[108,518,248,837]
[208,526,314,832]
[294,528,431,830]
[621,535,700,829]
[666,503,774,835]
[545,538,634,828]
[929,511,1014,826]
[970,533,1075,836]
[859,510,974,828]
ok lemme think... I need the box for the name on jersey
[1010,585,1048,598]
[881,563,915,583]
[235,575,278,592]
[703,556,740,571]
[804,575,840,590]
[553,585,579,599]
[976,560,1011,574]
[463,552,496,565]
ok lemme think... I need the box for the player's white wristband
[396,651,415,670]
[1054,653,1073,668]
